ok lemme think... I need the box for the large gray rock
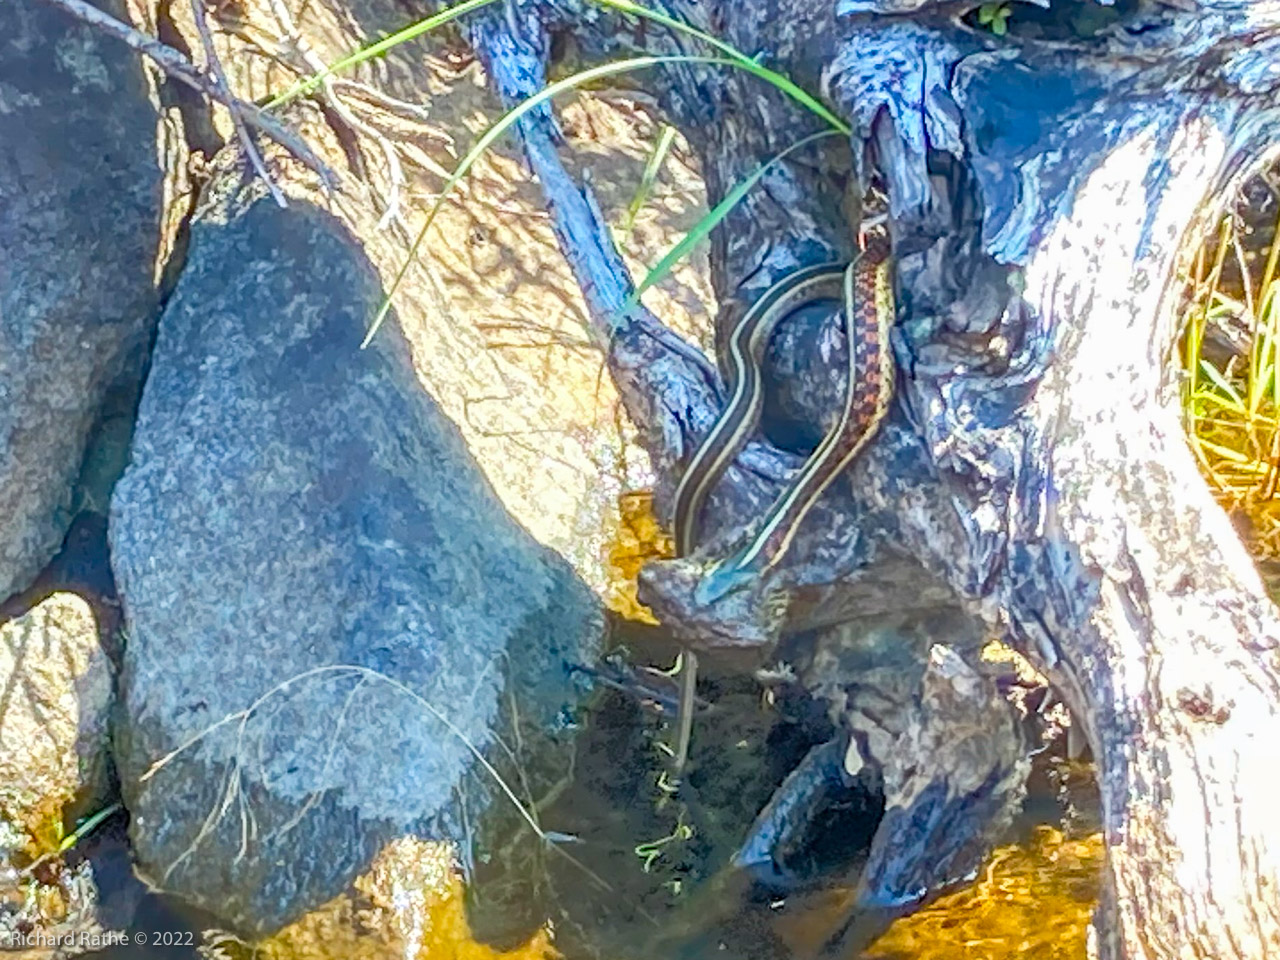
[0,0,161,602]
[109,175,602,937]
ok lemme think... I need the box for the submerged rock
[0,0,161,603]
[110,174,602,938]
[249,836,556,960]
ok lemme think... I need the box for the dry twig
[263,0,406,226]
[188,0,288,206]
[34,0,337,188]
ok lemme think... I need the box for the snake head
[693,557,758,606]
[637,555,790,652]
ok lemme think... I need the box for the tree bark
[463,0,1280,956]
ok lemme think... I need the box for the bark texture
[460,0,1280,956]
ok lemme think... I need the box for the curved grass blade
[1199,359,1246,412]
[585,0,849,133]
[265,0,500,110]
[363,54,734,347]
[621,123,678,238]
[626,128,842,308]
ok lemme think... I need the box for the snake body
[666,235,893,772]
[672,262,849,557]
[676,235,895,603]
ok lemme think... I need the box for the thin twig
[189,0,287,207]
[34,0,336,189]
[264,0,405,225]
[331,78,444,128]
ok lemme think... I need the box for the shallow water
[82,675,1099,960]
[80,491,1102,960]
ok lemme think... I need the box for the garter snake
[667,233,895,769]
[671,261,852,558]
[676,233,895,596]
[693,235,895,603]
[667,260,849,772]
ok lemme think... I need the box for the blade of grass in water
[585,0,850,134]
[264,0,500,109]
[364,54,742,347]
[59,803,123,853]
[621,123,678,238]
[625,128,842,308]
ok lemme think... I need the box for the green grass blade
[1265,280,1280,416]
[1206,294,1245,321]
[1256,225,1280,498]
[1184,309,1204,428]
[1260,207,1280,305]
[1184,246,1207,430]
[584,0,849,133]
[1199,359,1246,412]
[1190,389,1241,413]
[265,0,500,109]
[1196,436,1266,468]
[1188,219,1233,426]
[363,54,735,347]
[1250,291,1266,418]
[626,128,842,308]
[621,123,678,238]
[58,803,123,854]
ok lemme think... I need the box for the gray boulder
[110,175,602,937]
[0,0,161,602]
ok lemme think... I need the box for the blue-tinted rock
[111,179,601,936]
[0,0,161,602]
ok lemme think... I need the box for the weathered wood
[465,0,1280,956]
